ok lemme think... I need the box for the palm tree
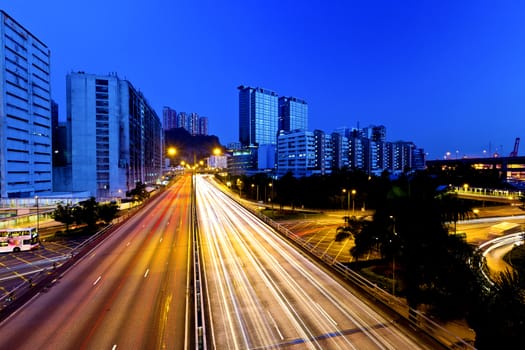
[350,172,480,319]
[469,269,525,349]
[335,216,368,242]
[518,194,525,210]
[437,190,474,234]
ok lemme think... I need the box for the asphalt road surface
[0,176,193,350]
[196,175,431,350]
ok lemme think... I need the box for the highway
[479,232,524,280]
[0,176,193,350]
[196,175,429,350]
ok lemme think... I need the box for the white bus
[0,227,40,253]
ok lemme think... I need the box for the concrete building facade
[277,130,317,178]
[0,11,53,198]
[66,72,162,199]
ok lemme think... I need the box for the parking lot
[0,236,85,298]
[273,209,373,263]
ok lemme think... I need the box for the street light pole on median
[35,195,39,234]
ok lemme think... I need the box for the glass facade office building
[238,85,278,147]
[279,96,308,132]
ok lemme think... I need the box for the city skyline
[2,1,524,160]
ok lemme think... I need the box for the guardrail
[453,186,523,202]
[216,181,475,349]
[256,212,475,349]
[192,174,207,350]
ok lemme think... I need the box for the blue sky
[3,0,524,159]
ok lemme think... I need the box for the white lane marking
[267,311,284,340]
[93,276,102,285]
[316,302,338,326]
[144,269,150,278]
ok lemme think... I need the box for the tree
[277,172,299,210]
[437,190,473,234]
[335,215,369,242]
[350,172,479,320]
[98,201,119,225]
[518,194,525,210]
[468,269,525,349]
[51,202,75,232]
[127,181,150,202]
[74,197,99,229]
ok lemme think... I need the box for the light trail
[0,176,193,350]
[196,175,428,350]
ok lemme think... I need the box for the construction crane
[510,137,520,157]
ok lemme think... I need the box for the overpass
[453,186,523,204]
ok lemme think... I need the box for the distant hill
[164,128,223,164]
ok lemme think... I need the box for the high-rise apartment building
[66,72,162,199]
[313,129,333,176]
[278,96,308,132]
[188,112,199,136]
[162,106,177,131]
[238,85,278,147]
[199,116,208,136]
[348,129,366,170]
[389,141,415,172]
[165,110,209,136]
[0,11,52,198]
[361,125,387,174]
[176,112,187,130]
[331,132,349,169]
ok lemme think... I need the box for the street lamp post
[392,254,396,296]
[251,184,259,202]
[351,189,356,216]
[35,196,39,233]
[342,189,350,219]
[236,179,243,198]
[390,215,397,295]
[269,182,274,211]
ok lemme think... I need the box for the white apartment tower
[0,11,52,198]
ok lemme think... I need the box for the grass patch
[348,259,403,295]
[46,225,103,241]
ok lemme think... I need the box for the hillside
[164,128,223,164]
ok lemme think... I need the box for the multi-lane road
[196,175,430,350]
[0,176,193,350]
[0,174,439,349]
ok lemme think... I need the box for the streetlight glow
[342,189,350,218]
[167,147,177,157]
